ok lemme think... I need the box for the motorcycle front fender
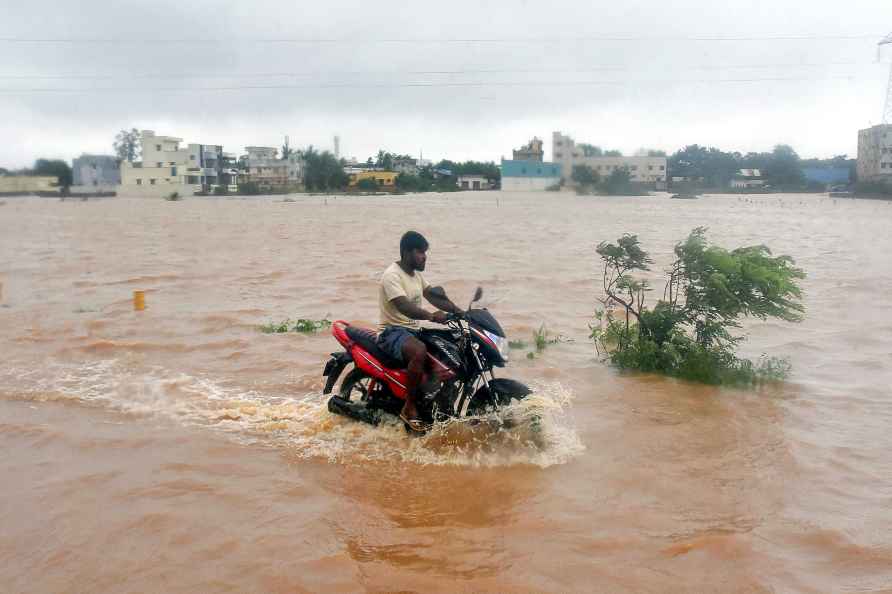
[322,351,353,394]
[473,378,532,407]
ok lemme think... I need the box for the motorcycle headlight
[483,329,510,361]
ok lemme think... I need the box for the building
[0,175,59,195]
[857,124,892,183]
[802,167,850,188]
[72,154,120,190]
[393,157,419,175]
[119,130,224,197]
[241,146,304,191]
[347,170,398,191]
[513,137,545,162]
[456,175,491,190]
[243,146,287,189]
[730,169,764,189]
[552,131,668,190]
[500,159,561,191]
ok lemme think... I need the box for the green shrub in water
[260,318,332,334]
[591,228,804,386]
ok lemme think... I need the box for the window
[660,165,665,170]
[150,179,156,185]
[648,165,653,171]
[555,141,563,147]
[521,167,527,174]
[537,168,542,174]
[136,178,142,185]
[190,155,196,160]
[631,165,638,171]
[155,144,161,151]
[169,161,176,166]
[171,167,177,176]
[555,152,563,158]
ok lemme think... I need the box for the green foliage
[238,181,262,195]
[303,146,348,191]
[508,339,528,349]
[572,165,599,188]
[600,168,635,195]
[113,128,141,163]
[579,143,603,157]
[603,150,623,157]
[592,228,805,386]
[260,318,332,334]
[165,192,181,201]
[668,143,811,189]
[33,159,73,187]
[212,185,228,196]
[356,178,379,191]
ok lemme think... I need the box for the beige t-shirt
[379,262,430,330]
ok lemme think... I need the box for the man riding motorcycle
[377,231,462,433]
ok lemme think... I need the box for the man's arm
[423,286,463,315]
[390,296,447,322]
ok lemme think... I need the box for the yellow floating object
[133,290,146,311]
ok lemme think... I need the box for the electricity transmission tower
[881,33,892,123]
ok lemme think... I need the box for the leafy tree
[579,143,603,157]
[591,229,805,385]
[604,150,623,157]
[303,146,348,191]
[600,168,633,195]
[356,178,378,191]
[281,139,292,160]
[33,159,73,187]
[763,144,804,188]
[113,128,141,163]
[375,150,394,171]
[0,167,8,175]
[571,164,599,190]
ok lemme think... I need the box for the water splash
[0,360,584,468]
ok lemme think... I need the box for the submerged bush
[591,228,804,386]
[260,318,332,334]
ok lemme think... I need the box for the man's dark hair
[400,231,429,257]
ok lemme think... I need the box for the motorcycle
[321,287,531,428]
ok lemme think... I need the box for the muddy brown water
[1,193,891,593]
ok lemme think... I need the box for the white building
[456,175,491,190]
[552,131,668,189]
[119,130,223,197]
[730,169,764,189]
[857,124,892,183]
[500,159,562,192]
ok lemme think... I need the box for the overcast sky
[1,1,890,168]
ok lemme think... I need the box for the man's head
[399,231,429,271]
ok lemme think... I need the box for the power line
[0,33,881,45]
[0,61,877,80]
[0,75,864,94]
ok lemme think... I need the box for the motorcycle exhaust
[327,396,380,426]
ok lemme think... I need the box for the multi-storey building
[857,124,892,183]
[552,131,668,190]
[119,130,223,196]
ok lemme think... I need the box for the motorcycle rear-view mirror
[468,286,483,310]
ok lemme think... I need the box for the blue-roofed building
[500,159,562,191]
[802,167,850,187]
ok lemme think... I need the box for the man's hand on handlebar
[430,311,450,324]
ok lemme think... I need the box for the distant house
[802,167,850,187]
[0,174,59,195]
[500,159,562,191]
[348,170,398,191]
[392,157,419,175]
[456,175,491,191]
[72,154,120,190]
[730,169,764,189]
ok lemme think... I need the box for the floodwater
[1,192,891,593]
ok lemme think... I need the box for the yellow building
[347,170,398,190]
[0,175,59,195]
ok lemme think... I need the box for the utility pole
[880,33,892,124]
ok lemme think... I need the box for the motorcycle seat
[344,325,404,369]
